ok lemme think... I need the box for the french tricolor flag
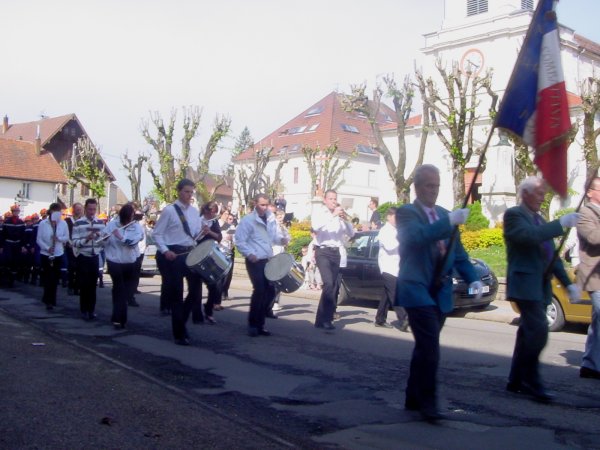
[495,0,571,197]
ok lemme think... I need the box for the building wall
[0,179,57,217]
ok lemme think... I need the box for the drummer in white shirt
[235,194,289,337]
[153,179,202,346]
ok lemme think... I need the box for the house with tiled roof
[232,91,397,222]
[0,114,118,216]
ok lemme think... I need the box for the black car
[337,231,498,309]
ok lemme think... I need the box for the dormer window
[467,0,488,16]
[305,105,324,117]
[521,0,533,10]
[341,124,359,133]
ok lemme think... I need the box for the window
[289,144,301,154]
[305,105,324,117]
[80,184,90,196]
[20,182,31,199]
[278,145,289,155]
[521,0,533,10]
[293,167,299,184]
[356,144,376,155]
[467,0,488,16]
[307,123,320,132]
[341,124,359,133]
[368,170,376,187]
[288,126,306,135]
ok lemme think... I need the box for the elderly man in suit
[576,176,600,380]
[504,176,580,402]
[396,164,483,422]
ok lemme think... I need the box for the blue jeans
[583,291,600,371]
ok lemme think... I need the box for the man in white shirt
[235,194,289,337]
[153,179,202,346]
[311,190,355,331]
[376,207,408,331]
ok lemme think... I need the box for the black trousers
[156,251,171,312]
[40,254,61,307]
[66,246,78,290]
[107,260,137,326]
[157,250,202,340]
[245,258,275,331]
[202,280,223,316]
[133,254,143,292]
[405,306,446,412]
[77,254,99,314]
[509,300,548,389]
[376,273,407,325]
[315,247,340,325]
[220,249,235,301]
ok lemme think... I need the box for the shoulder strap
[172,203,194,239]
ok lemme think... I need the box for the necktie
[533,214,553,261]
[429,210,446,257]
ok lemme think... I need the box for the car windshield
[346,233,379,259]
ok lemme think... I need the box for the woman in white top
[104,203,144,329]
[36,203,69,310]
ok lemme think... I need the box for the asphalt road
[1,275,598,449]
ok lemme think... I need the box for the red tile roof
[0,139,67,183]
[0,114,80,146]
[234,91,396,161]
[574,34,600,57]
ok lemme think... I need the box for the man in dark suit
[504,176,580,402]
[396,164,482,422]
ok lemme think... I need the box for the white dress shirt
[311,205,355,248]
[36,218,70,257]
[153,200,201,254]
[104,218,144,264]
[377,221,400,276]
[235,209,286,260]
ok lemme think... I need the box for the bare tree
[416,59,498,205]
[302,142,352,198]
[121,151,149,205]
[235,146,289,211]
[342,75,429,203]
[580,77,600,179]
[62,136,108,201]
[141,106,201,204]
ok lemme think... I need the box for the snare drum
[186,240,232,284]
[264,253,305,293]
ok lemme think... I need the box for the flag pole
[543,163,600,280]
[431,124,497,293]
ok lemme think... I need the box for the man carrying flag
[498,0,581,403]
[494,0,572,198]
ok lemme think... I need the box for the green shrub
[553,207,575,220]
[377,201,403,218]
[287,233,312,260]
[464,201,489,231]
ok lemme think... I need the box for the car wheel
[337,283,349,306]
[547,296,566,332]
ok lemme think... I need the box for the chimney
[34,124,41,155]
[2,115,8,134]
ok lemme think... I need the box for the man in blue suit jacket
[396,164,483,422]
[504,176,580,402]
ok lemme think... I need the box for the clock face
[460,48,484,77]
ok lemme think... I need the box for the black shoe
[113,322,125,330]
[397,320,410,332]
[506,381,554,403]
[580,366,600,380]
[420,407,445,423]
[206,316,216,325]
[175,338,190,346]
[266,312,278,319]
[248,327,259,337]
[404,398,420,411]
[128,299,140,307]
[374,321,393,329]
[315,322,335,330]
[88,313,97,321]
[258,329,272,336]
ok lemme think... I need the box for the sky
[2,0,599,199]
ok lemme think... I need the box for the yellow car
[510,270,592,332]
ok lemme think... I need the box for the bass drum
[185,240,232,284]
[264,253,305,293]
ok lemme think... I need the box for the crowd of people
[2,168,598,426]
